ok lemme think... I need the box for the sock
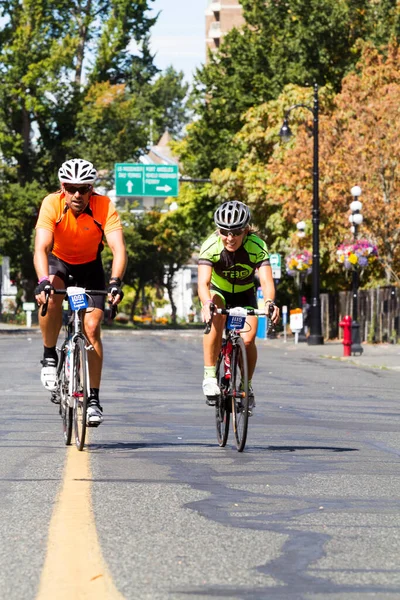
[241,378,252,390]
[90,388,99,401]
[204,366,216,379]
[43,346,57,362]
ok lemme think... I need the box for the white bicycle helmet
[214,200,251,230]
[58,158,97,185]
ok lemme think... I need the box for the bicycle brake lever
[203,302,216,335]
[108,303,117,321]
[41,292,50,317]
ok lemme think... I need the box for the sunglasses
[219,228,245,237]
[64,184,92,195]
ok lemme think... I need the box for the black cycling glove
[35,279,54,296]
[107,279,124,302]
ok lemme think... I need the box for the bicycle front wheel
[59,350,72,445]
[215,350,230,447]
[231,337,249,452]
[72,338,89,451]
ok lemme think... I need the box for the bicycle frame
[63,301,92,408]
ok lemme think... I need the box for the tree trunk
[130,282,143,321]
[75,1,91,85]
[166,273,177,325]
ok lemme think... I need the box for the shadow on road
[88,441,217,452]
[253,445,359,453]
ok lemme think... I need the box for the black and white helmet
[214,201,251,230]
[58,158,97,185]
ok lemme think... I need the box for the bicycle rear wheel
[231,337,249,452]
[215,350,230,447]
[58,350,72,445]
[72,338,89,451]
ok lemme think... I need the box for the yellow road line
[36,444,125,600]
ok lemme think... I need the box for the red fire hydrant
[339,315,352,357]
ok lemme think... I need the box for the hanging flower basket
[336,239,378,270]
[285,250,312,277]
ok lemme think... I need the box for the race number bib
[67,286,89,310]
[227,306,247,331]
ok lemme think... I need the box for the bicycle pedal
[50,393,61,405]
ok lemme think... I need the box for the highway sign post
[22,302,35,328]
[269,253,282,279]
[115,164,179,197]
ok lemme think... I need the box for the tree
[103,208,164,320]
[144,67,190,139]
[180,0,400,179]
[261,44,400,285]
[152,208,196,324]
[0,181,46,299]
[0,2,191,293]
[0,1,157,186]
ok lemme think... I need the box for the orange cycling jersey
[35,191,122,265]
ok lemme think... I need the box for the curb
[0,328,40,335]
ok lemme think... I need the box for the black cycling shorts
[48,253,106,311]
[210,285,257,310]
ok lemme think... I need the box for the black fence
[321,286,399,343]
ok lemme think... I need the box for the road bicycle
[42,285,109,451]
[205,305,274,452]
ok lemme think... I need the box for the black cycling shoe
[50,391,61,405]
[206,396,218,407]
[248,387,256,416]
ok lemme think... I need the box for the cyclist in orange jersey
[34,158,127,426]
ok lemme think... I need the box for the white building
[1,256,18,312]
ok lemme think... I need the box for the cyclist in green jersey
[198,200,280,409]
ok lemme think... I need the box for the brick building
[205,0,245,55]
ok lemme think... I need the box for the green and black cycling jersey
[198,232,270,294]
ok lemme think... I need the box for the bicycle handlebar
[204,304,276,335]
[41,288,111,318]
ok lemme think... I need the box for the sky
[148,0,207,83]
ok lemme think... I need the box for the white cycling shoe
[202,377,220,406]
[40,358,58,392]
[202,377,220,396]
[87,401,104,427]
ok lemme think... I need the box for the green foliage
[182,0,400,179]
[0,181,47,295]
[0,1,189,186]
[0,1,191,296]
[144,67,190,139]
[73,82,148,172]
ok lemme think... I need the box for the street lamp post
[349,185,363,355]
[296,221,307,342]
[279,83,324,345]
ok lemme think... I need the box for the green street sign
[115,163,179,197]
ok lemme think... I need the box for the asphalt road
[2,330,400,600]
